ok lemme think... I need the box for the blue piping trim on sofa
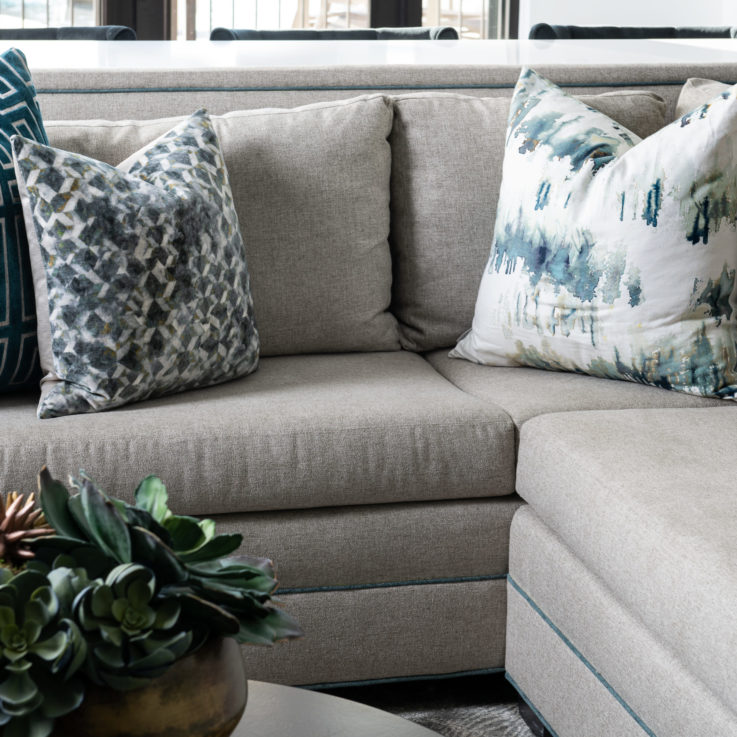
[505,673,561,737]
[507,575,657,737]
[278,573,506,595]
[301,666,506,690]
[35,80,723,95]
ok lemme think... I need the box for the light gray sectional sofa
[3,59,736,736]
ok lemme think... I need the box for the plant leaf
[153,598,180,629]
[67,495,95,542]
[31,536,107,578]
[178,534,241,563]
[234,617,277,646]
[224,554,274,575]
[90,585,114,619]
[93,642,125,669]
[127,578,154,609]
[6,715,53,737]
[0,605,15,627]
[176,593,240,635]
[120,505,171,544]
[26,587,59,626]
[0,669,38,705]
[0,689,42,716]
[64,544,116,579]
[126,646,175,673]
[129,527,186,584]
[29,631,66,661]
[198,518,216,541]
[98,624,123,648]
[134,476,169,523]
[80,479,131,563]
[262,607,303,641]
[23,619,41,645]
[162,515,205,552]
[189,568,276,595]
[56,619,87,677]
[35,670,84,718]
[37,468,83,541]
[8,571,49,618]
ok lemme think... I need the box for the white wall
[519,0,736,38]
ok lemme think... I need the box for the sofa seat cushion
[516,407,737,715]
[0,352,515,515]
[425,350,724,427]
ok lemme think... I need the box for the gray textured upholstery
[507,586,649,737]
[425,351,724,428]
[516,407,737,713]
[675,77,731,118]
[37,64,737,121]
[389,91,666,351]
[508,507,737,737]
[244,579,507,685]
[47,97,400,356]
[0,352,515,515]
[20,62,737,697]
[214,496,523,588]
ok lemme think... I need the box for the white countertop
[10,38,737,72]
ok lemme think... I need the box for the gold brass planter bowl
[51,638,247,737]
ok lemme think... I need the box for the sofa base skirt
[506,506,737,737]
[241,578,507,686]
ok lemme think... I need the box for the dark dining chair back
[211,26,458,41]
[0,26,136,40]
[529,23,737,40]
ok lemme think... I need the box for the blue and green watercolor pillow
[0,48,47,392]
[13,110,259,418]
[452,68,737,400]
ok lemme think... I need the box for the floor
[322,673,537,737]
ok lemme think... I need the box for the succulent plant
[72,562,192,690]
[0,568,86,737]
[33,467,301,652]
[0,492,52,569]
[0,468,300,734]
[133,476,302,645]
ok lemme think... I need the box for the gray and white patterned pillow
[13,110,259,419]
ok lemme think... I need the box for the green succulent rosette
[72,562,191,690]
[0,568,86,737]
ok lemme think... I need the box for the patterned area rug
[323,674,535,737]
[397,701,535,736]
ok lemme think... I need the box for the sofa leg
[518,699,554,737]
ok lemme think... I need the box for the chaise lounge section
[509,408,737,736]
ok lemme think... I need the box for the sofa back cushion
[389,90,667,351]
[45,95,400,356]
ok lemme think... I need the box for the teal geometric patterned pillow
[452,68,737,400]
[0,48,47,392]
[13,110,259,418]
